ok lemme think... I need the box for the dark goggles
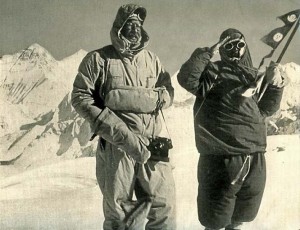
[223,41,246,51]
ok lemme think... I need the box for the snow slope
[0,135,299,230]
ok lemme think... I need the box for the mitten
[94,107,151,163]
[265,61,285,88]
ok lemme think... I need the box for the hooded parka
[177,28,284,229]
[72,4,176,230]
[177,29,283,156]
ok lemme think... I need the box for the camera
[147,137,173,162]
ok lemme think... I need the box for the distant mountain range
[0,44,299,169]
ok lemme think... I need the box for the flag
[260,24,293,49]
[278,9,300,25]
[257,9,300,95]
[258,9,300,69]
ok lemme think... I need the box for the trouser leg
[197,153,266,229]
[136,160,176,230]
[197,155,236,229]
[231,153,266,223]
[96,140,176,230]
[96,142,136,230]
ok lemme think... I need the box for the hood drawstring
[231,155,251,185]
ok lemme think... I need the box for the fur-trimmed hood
[110,4,149,59]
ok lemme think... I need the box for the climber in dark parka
[177,28,285,230]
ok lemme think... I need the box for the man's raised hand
[210,36,230,56]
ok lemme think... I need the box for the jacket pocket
[107,62,124,89]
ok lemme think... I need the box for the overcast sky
[1,0,299,74]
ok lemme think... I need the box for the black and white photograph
[0,1,299,229]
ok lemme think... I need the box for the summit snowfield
[0,45,299,229]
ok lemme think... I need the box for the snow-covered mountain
[59,49,88,81]
[266,62,300,134]
[0,44,87,134]
[0,44,299,168]
[0,44,88,167]
[0,44,58,106]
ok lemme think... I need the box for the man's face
[222,38,246,61]
[121,19,142,44]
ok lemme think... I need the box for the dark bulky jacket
[177,30,283,156]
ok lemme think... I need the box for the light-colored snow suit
[72,4,176,230]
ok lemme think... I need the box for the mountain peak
[60,49,87,65]
[22,43,54,61]
[3,43,57,71]
[28,43,45,50]
[0,43,58,77]
[284,62,300,71]
[76,49,88,55]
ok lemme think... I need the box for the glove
[94,107,151,164]
[265,61,285,88]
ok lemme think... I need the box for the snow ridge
[0,44,299,168]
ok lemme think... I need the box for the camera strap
[159,108,172,140]
[149,107,172,140]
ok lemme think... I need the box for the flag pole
[258,16,300,101]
